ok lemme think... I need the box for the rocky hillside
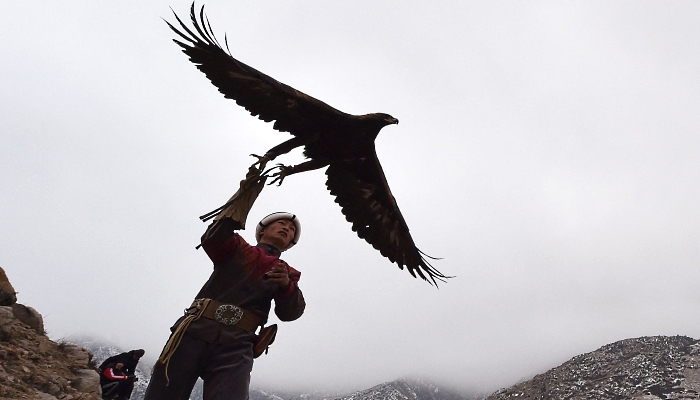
[487,335,700,400]
[0,267,102,400]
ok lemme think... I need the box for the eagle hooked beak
[386,117,399,125]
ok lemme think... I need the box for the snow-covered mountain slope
[486,335,700,400]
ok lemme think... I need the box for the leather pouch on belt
[253,324,278,358]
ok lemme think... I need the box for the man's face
[259,219,296,250]
[115,362,124,370]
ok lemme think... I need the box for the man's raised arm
[200,166,268,248]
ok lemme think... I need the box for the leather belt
[188,299,262,332]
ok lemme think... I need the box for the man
[144,168,306,400]
[101,362,137,400]
[99,349,145,377]
[98,349,144,400]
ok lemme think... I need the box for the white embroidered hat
[255,212,301,250]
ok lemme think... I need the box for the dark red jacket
[176,217,305,344]
[102,367,129,382]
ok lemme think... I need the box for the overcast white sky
[2,0,699,396]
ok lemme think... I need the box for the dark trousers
[102,380,134,399]
[144,333,254,400]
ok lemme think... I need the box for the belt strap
[156,298,212,386]
[198,299,262,332]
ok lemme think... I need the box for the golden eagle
[166,4,448,284]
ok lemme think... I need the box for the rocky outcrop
[0,267,44,336]
[0,267,17,307]
[487,335,700,400]
[0,307,16,342]
[11,303,44,335]
[0,269,101,400]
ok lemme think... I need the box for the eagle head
[362,113,399,130]
[379,113,399,126]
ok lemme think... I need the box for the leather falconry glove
[199,166,268,230]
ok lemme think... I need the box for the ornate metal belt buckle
[214,304,243,326]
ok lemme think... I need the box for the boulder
[44,381,62,395]
[0,267,17,306]
[0,306,15,341]
[71,368,102,395]
[35,391,58,400]
[12,302,45,335]
[61,343,92,367]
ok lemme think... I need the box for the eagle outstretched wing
[326,154,447,284]
[164,4,350,137]
[167,4,448,285]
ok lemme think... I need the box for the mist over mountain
[331,379,480,400]
[65,334,481,400]
[249,379,479,400]
[71,335,700,400]
[70,335,478,400]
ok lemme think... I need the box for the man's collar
[256,242,281,256]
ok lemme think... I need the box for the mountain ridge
[486,335,700,400]
[2,268,698,400]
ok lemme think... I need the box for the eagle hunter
[166,4,448,285]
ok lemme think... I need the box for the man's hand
[202,166,268,226]
[264,261,291,290]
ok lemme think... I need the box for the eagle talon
[268,164,293,186]
[250,154,270,170]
